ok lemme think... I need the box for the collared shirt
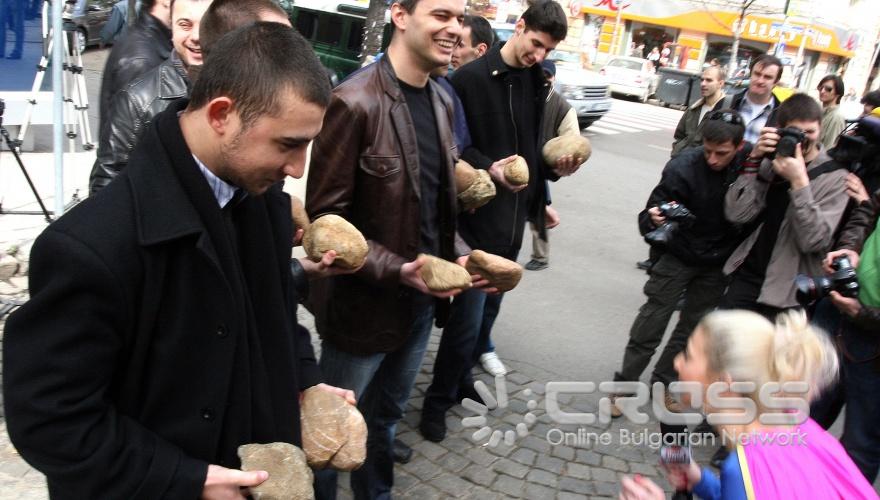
[739,95,774,144]
[192,154,239,209]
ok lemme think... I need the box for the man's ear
[514,18,525,36]
[476,42,488,56]
[390,3,408,32]
[205,97,235,136]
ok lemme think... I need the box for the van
[282,0,391,82]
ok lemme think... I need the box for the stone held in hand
[418,254,472,291]
[302,214,369,269]
[542,134,592,167]
[458,168,496,212]
[464,249,523,293]
[300,386,367,471]
[238,442,314,500]
[454,159,480,193]
[290,195,311,233]
[503,156,529,186]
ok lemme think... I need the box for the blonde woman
[619,310,878,500]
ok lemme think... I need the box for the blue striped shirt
[192,155,239,209]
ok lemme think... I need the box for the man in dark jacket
[610,112,747,417]
[90,0,211,194]
[720,54,783,144]
[420,0,576,442]
[97,0,172,128]
[4,23,351,499]
[671,65,726,157]
[306,0,476,496]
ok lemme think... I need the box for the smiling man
[305,0,479,496]
[4,23,348,499]
[90,0,213,194]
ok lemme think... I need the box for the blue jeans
[313,304,434,500]
[810,298,880,483]
[422,287,504,418]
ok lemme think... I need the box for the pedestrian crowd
[2,0,879,498]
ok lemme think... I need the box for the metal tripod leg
[13,0,53,150]
[65,28,94,150]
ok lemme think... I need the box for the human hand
[751,127,780,159]
[845,173,869,204]
[202,465,268,500]
[618,474,666,500]
[823,249,860,273]
[660,460,700,492]
[313,383,356,405]
[830,291,863,318]
[298,251,362,279]
[552,153,581,177]
[456,255,499,294]
[400,255,468,298]
[487,155,527,193]
[771,143,809,189]
[545,205,560,229]
[648,206,666,227]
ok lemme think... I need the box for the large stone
[503,156,529,186]
[454,159,480,193]
[418,254,471,291]
[458,169,496,212]
[302,214,369,270]
[464,250,522,293]
[542,134,592,166]
[238,442,314,500]
[300,386,367,471]
[289,195,311,233]
[0,255,20,281]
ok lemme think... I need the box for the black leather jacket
[98,11,172,130]
[90,53,189,194]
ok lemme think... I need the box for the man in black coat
[420,0,579,442]
[4,23,351,499]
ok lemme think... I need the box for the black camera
[644,202,696,248]
[774,127,806,158]
[795,256,860,305]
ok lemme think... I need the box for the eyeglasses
[819,85,836,93]
[708,111,744,126]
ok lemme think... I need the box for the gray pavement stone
[412,439,447,461]
[524,482,555,499]
[550,444,576,461]
[432,473,472,497]
[464,447,498,467]
[401,456,442,481]
[559,476,595,495]
[601,454,629,472]
[590,467,618,483]
[534,454,566,474]
[461,463,498,487]
[576,448,602,466]
[405,483,445,500]
[492,475,525,497]
[509,447,537,466]
[518,435,551,454]
[629,461,659,477]
[594,480,619,497]
[435,451,470,473]
[525,468,558,488]
[564,462,592,480]
[394,470,420,493]
[492,458,530,479]
[557,492,585,500]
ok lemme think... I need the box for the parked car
[599,56,658,103]
[548,49,612,128]
[67,0,115,53]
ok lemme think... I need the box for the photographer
[808,188,880,483]
[721,93,850,317]
[610,111,748,417]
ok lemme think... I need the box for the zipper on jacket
[509,82,519,247]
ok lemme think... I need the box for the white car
[600,56,658,103]
[548,50,612,128]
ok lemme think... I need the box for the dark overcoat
[3,100,321,499]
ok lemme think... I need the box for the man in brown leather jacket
[306,0,480,496]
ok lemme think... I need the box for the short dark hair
[464,15,494,48]
[170,0,211,19]
[861,90,880,109]
[776,93,823,127]
[750,54,783,82]
[520,0,567,42]
[397,0,421,13]
[188,22,331,128]
[702,109,745,145]
[818,75,845,104]
[200,0,288,57]
[142,0,157,10]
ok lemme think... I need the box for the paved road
[3,47,879,498]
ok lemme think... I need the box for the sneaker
[392,438,413,464]
[524,259,548,271]
[479,352,507,376]
[608,394,624,418]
